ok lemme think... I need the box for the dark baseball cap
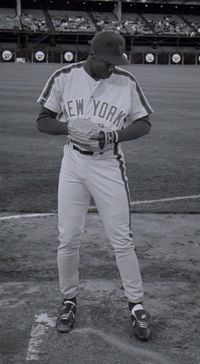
[90,31,129,65]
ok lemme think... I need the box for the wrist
[105,130,119,144]
[99,130,119,149]
[113,130,119,143]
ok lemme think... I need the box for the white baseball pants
[57,143,144,303]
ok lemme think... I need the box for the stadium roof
[82,0,200,3]
[3,0,199,8]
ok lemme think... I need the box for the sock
[63,297,77,305]
[128,301,143,312]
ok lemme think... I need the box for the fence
[1,47,200,65]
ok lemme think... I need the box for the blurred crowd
[51,13,95,32]
[0,8,200,37]
[122,17,153,35]
[150,15,199,37]
[21,13,47,32]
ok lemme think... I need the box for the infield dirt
[0,212,199,364]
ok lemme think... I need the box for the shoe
[129,303,151,341]
[56,298,76,333]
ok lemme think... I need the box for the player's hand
[67,118,119,152]
[89,130,118,149]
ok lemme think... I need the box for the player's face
[91,56,115,80]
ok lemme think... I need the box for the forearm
[117,118,151,143]
[37,117,68,135]
[36,107,68,135]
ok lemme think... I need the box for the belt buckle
[93,151,103,157]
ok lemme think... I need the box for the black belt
[73,145,94,155]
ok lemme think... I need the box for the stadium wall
[1,1,200,65]
[1,43,200,65]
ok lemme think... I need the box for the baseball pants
[57,143,144,303]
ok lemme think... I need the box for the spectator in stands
[21,12,47,32]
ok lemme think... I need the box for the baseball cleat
[56,299,76,333]
[129,303,151,341]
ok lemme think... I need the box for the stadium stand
[0,7,21,30]
[48,10,95,32]
[21,9,48,32]
[181,14,200,36]
[0,1,200,64]
[92,11,122,32]
[143,13,194,36]
[1,6,199,37]
[122,12,153,35]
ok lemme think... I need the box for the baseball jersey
[37,62,153,131]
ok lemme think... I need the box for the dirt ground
[0,212,199,364]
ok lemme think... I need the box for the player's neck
[83,60,100,81]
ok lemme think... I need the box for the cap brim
[102,54,130,65]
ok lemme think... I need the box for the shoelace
[136,319,149,329]
[60,311,74,320]
[132,310,149,329]
[60,303,75,320]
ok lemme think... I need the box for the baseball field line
[0,194,199,221]
[26,313,55,361]
[26,314,169,363]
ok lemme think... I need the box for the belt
[73,144,94,155]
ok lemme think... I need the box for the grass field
[0,63,199,214]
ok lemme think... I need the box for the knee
[112,237,135,256]
[58,225,83,251]
[58,237,80,253]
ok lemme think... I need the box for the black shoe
[56,298,76,333]
[129,303,151,341]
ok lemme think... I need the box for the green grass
[0,63,199,213]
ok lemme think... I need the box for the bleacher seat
[182,14,200,36]
[49,10,95,32]
[143,13,193,36]
[122,13,153,35]
[0,8,21,30]
[21,9,48,32]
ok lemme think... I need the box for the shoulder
[49,61,84,81]
[113,66,138,85]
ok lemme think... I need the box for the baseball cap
[90,31,129,65]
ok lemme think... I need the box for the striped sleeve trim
[113,67,153,115]
[38,62,84,106]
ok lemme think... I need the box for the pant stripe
[114,144,133,238]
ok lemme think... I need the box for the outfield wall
[1,47,200,65]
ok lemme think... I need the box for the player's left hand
[67,118,118,152]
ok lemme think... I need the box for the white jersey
[37,61,152,307]
[37,62,153,131]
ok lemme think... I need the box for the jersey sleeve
[37,72,62,114]
[126,78,153,125]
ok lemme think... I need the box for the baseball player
[36,31,153,341]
